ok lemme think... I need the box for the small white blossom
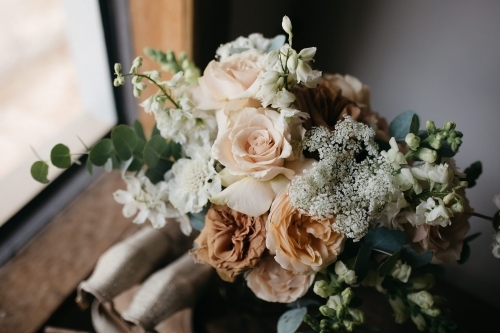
[271,88,296,109]
[391,260,412,283]
[166,158,221,220]
[381,137,407,170]
[395,168,422,194]
[282,15,293,37]
[379,191,409,230]
[216,33,272,59]
[416,197,452,227]
[113,172,181,229]
[335,261,358,285]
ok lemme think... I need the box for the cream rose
[266,189,346,274]
[211,107,299,216]
[246,255,314,303]
[197,49,263,110]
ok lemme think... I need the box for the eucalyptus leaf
[151,123,161,138]
[133,119,146,141]
[143,136,169,168]
[145,167,164,184]
[86,157,93,175]
[389,110,419,142]
[228,47,249,55]
[168,140,182,160]
[286,298,321,309]
[364,227,406,254]
[463,161,482,188]
[50,144,71,168]
[89,139,114,166]
[144,159,173,184]
[354,241,372,282]
[378,249,401,277]
[277,307,307,333]
[267,34,286,52]
[401,245,433,268]
[112,125,138,160]
[31,161,49,184]
[457,242,471,265]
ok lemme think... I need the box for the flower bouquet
[31,16,500,333]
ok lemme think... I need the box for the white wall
[228,0,500,307]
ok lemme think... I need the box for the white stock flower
[391,260,412,283]
[166,158,221,221]
[216,33,272,60]
[492,231,500,258]
[381,138,407,170]
[271,88,296,109]
[379,191,409,230]
[282,15,293,36]
[388,297,409,324]
[113,172,181,229]
[416,197,452,227]
[395,168,422,194]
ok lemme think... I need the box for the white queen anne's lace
[288,116,397,240]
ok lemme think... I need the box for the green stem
[124,73,181,109]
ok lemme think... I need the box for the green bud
[314,280,336,298]
[341,287,354,305]
[319,305,336,317]
[455,130,463,138]
[411,313,427,331]
[417,148,437,163]
[422,306,441,317]
[114,63,122,74]
[336,304,346,319]
[451,201,464,213]
[409,274,435,291]
[443,192,455,205]
[303,314,320,331]
[343,320,354,332]
[132,75,141,84]
[136,82,146,90]
[451,141,459,152]
[166,51,175,62]
[405,133,421,150]
[388,297,409,324]
[133,86,142,98]
[179,52,187,62]
[444,121,456,131]
[441,130,449,139]
[348,308,365,324]
[327,294,342,310]
[408,291,434,309]
[319,319,331,331]
[333,322,341,330]
[426,120,437,134]
[449,131,457,139]
[428,134,443,150]
[113,78,121,87]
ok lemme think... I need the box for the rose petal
[210,177,275,216]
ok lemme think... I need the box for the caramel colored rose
[293,76,361,131]
[191,204,267,282]
[266,189,345,274]
[406,195,471,264]
[246,255,314,303]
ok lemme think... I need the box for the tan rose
[293,77,361,131]
[266,189,345,274]
[325,74,370,110]
[197,50,262,110]
[406,195,471,264]
[246,255,314,303]
[190,204,267,282]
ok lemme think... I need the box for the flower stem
[124,73,181,109]
[469,212,493,221]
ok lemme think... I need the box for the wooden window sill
[0,172,139,333]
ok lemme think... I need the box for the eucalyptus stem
[124,73,181,109]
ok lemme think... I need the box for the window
[0,0,135,266]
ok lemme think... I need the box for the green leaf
[401,245,433,268]
[50,144,71,168]
[86,157,93,175]
[493,211,500,231]
[188,205,209,231]
[364,227,406,254]
[457,242,471,265]
[133,119,146,141]
[277,307,307,333]
[151,123,161,138]
[378,249,401,277]
[168,140,182,160]
[89,139,113,166]
[267,34,286,52]
[389,110,419,142]
[112,125,138,160]
[437,141,457,158]
[463,161,482,188]
[354,241,372,282]
[144,159,173,184]
[127,158,144,172]
[143,136,170,168]
[464,232,481,243]
[31,161,50,184]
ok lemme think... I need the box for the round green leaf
[133,119,146,141]
[31,161,49,184]
[89,139,113,166]
[143,136,169,168]
[389,110,419,142]
[277,308,307,333]
[50,144,71,168]
[112,125,138,160]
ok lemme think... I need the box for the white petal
[133,209,149,225]
[113,189,133,204]
[210,177,275,216]
[269,174,290,195]
[122,203,138,218]
[493,194,500,209]
[177,215,193,236]
[219,168,246,187]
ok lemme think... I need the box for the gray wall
[224,0,500,307]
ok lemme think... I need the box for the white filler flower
[113,172,180,229]
[166,158,221,216]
